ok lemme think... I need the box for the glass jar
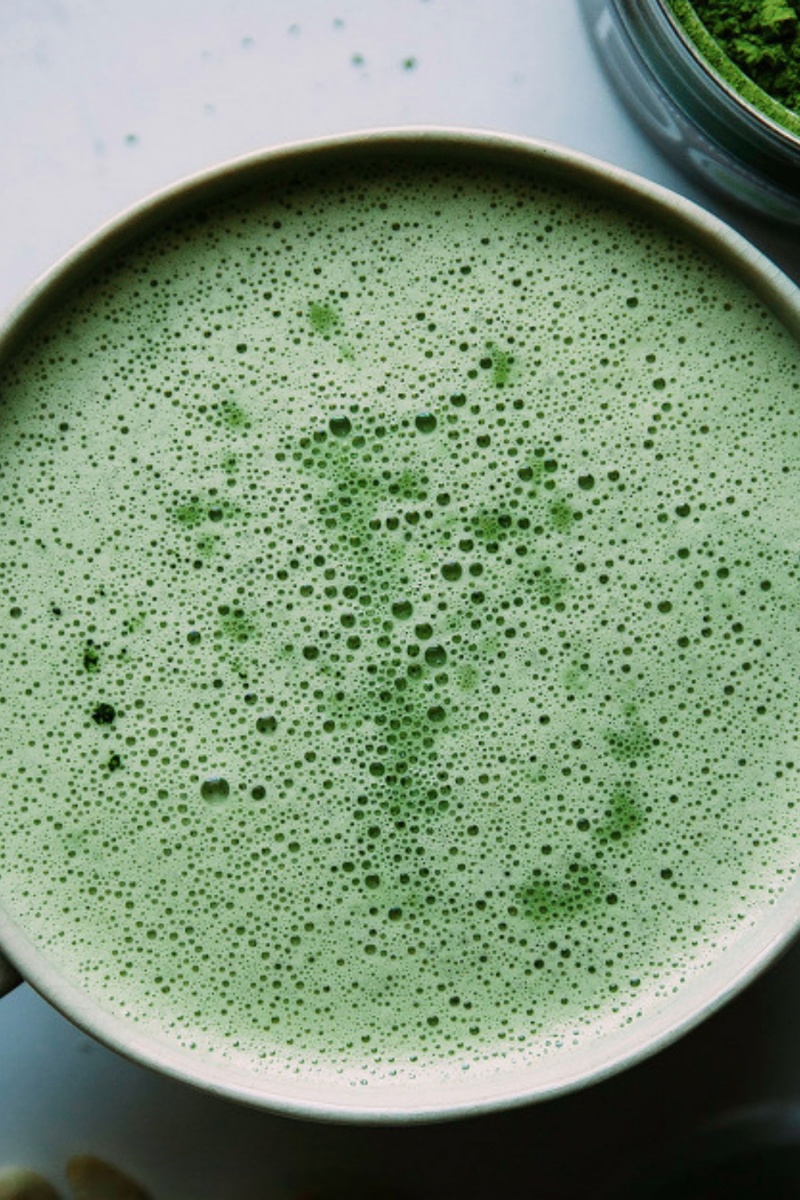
[581,0,800,224]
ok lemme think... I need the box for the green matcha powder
[669,0,800,136]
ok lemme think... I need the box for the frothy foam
[0,156,799,1087]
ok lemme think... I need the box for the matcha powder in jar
[581,0,800,220]
[669,0,800,136]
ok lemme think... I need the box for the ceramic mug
[0,129,799,1121]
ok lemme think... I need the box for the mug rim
[1,125,799,1123]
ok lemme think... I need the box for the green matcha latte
[0,148,799,1093]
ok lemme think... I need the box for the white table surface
[1,4,799,1198]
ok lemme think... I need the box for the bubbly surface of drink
[0,155,799,1086]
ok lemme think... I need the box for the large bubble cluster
[0,156,798,1082]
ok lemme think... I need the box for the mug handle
[0,951,21,997]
